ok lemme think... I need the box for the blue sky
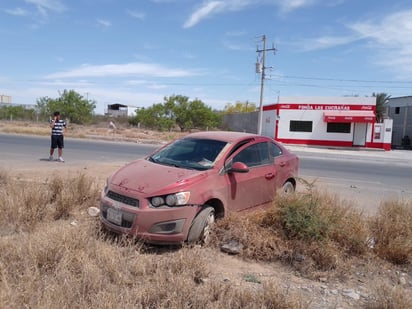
[1,0,412,114]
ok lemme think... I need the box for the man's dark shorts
[51,135,64,149]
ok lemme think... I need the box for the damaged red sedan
[100,131,299,244]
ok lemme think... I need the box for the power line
[270,74,412,84]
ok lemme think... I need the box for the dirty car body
[100,131,299,244]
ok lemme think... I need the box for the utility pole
[256,35,276,135]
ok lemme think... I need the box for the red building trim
[323,111,375,123]
[263,103,376,112]
[277,138,354,147]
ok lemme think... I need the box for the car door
[225,142,276,211]
[271,142,289,189]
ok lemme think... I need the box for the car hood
[110,159,208,195]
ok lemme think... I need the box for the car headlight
[150,191,190,207]
[151,196,165,207]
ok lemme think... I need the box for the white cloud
[127,9,145,21]
[44,62,200,79]
[298,35,359,51]
[183,1,224,29]
[288,8,412,76]
[5,7,29,16]
[349,9,412,75]
[278,0,316,12]
[183,0,317,28]
[97,19,112,28]
[25,0,66,16]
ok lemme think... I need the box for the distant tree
[132,103,175,131]
[36,89,96,124]
[189,98,221,130]
[373,93,390,123]
[0,105,25,120]
[224,101,257,113]
[168,95,192,131]
[128,94,221,131]
[166,95,220,131]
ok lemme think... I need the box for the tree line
[0,89,390,130]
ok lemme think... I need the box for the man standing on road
[49,111,67,162]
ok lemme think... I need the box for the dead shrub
[0,173,99,234]
[370,200,412,264]
[211,187,369,275]
[0,168,9,185]
[48,173,100,220]
[0,179,51,233]
[268,190,368,253]
[211,212,286,261]
[365,283,412,309]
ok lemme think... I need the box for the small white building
[262,96,393,150]
[106,103,138,117]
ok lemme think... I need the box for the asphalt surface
[285,144,412,214]
[1,133,411,214]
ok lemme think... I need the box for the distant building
[223,96,393,151]
[105,103,138,117]
[0,94,12,104]
[387,96,412,148]
[106,103,128,117]
[262,96,392,150]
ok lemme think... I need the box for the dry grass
[0,170,304,308]
[212,184,412,298]
[0,120,186,144]
[369,200,412,264]
[365,283,412,309]
[0,121,50,136]
[212,189,371,275]
[1,120,411,307]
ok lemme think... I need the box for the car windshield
[148,138,227,170]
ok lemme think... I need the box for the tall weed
[370,201,412,264]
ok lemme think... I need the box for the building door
[353,123,367,146]
[262,110,275,138]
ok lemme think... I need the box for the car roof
[183,131,270,143]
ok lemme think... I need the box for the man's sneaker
[49,156,54,161]
[58,157,65,162]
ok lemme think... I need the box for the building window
[327,122,351,133]
[290,120,313,132]
[395,107,400,114]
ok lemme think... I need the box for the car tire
[282,181,295,194]
[187,206,215,244]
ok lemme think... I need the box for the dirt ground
[2,121,412,308]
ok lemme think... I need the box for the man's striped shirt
[51,119,66,136]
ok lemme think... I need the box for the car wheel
[282,181,295,194]
[187,206,215,244]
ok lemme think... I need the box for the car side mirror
[227,161,249,173]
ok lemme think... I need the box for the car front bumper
[100,194,200,244]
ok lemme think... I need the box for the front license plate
[107,208,122,225]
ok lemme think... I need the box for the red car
[100,131,299,244]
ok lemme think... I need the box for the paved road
[0,133,158,163]
[287,145,412,212]
[1,133,411,213]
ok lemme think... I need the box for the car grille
[107,190,139,208]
